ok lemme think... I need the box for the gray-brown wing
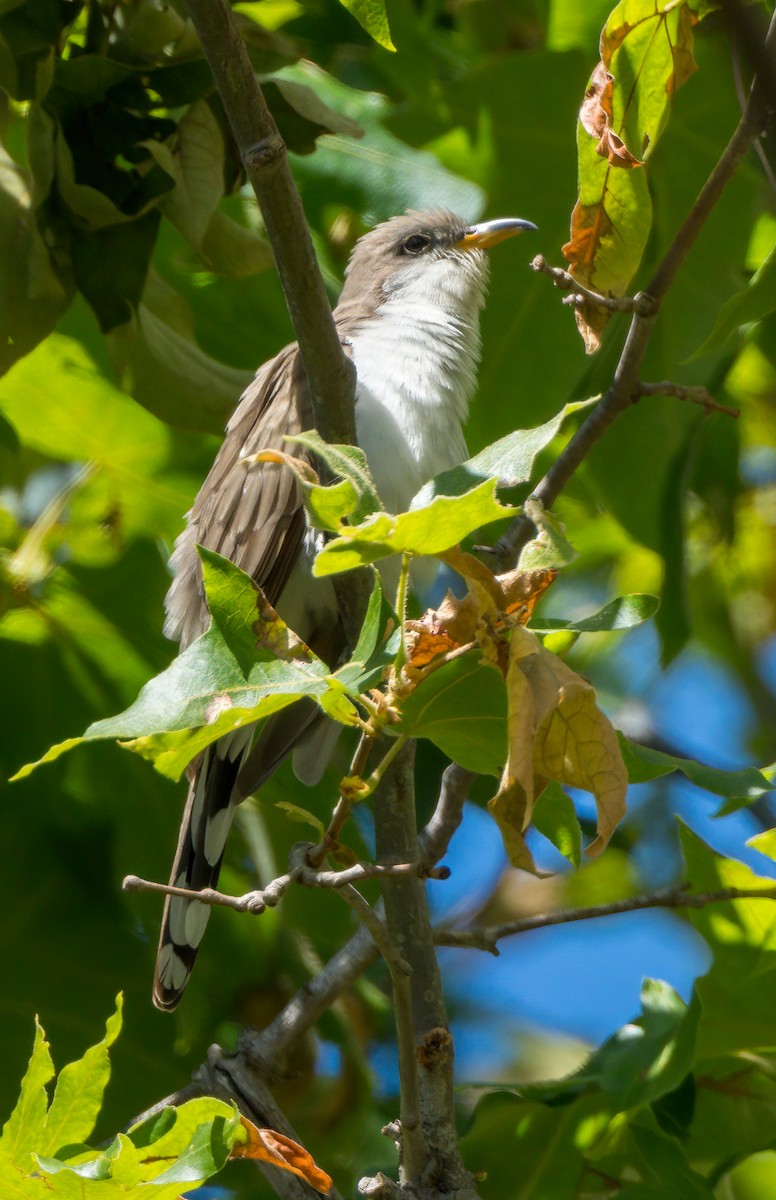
[164,342,311,649]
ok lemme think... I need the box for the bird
[153,208,536,1011]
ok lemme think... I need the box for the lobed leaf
[412,398,598,506]
[13,553,359,782]
[313,480,513,575]
[284,430,383,522]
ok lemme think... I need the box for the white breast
[350,255,487,514]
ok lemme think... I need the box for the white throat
[350,253,489,515]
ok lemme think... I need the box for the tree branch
[371,744,478,1198]
[493,13,775,566]
[417,764,474,867]
[123,858,446,915]
[335,882,425,1182]
[184,0,355,446]
[435,884,776,953]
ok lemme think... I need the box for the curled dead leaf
[499,567,558,622]
[232,1118,333,1194]
[487,626,626,871]
[580,62,644,168]
[245,447,320,485]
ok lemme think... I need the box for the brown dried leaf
[487,626,627,869]
[232,1118,333,1194]
[499,567,558,623]
[580,62,644,168]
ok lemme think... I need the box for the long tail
[152,732,250,1011]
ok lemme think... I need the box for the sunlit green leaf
[314,480,512,575]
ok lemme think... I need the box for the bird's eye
[402,233,432,256]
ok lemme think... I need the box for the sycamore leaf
[143,100,225,252]
[284,430,383,522]
[394,652,508,776]
[693,234,776,358]
[232,1119,333,1193]
[519,979,700,1111]
[12,552,358,783]
[0,1020,55,1172]
[412,398,597,506]
[250,446,362,532]
[38,998,123,1156]
[488,625,627,871]
[564,0,711,352]
[313,479,513,575]
[619,735,773,810]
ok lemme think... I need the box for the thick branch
[435,884,776,953]
[372,745,477,1198]
[184,0,355,445]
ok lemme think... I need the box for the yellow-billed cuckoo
[153,209,535,1010]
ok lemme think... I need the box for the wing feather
[165,343,312,648]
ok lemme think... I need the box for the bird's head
[337,209,537,321]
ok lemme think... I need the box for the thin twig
[434,884,776,953]
[530,255,657,315]
[638,381,740,418]
[123,858,446,913]
[417,763,474,868]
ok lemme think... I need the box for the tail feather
[152,732,249,1011]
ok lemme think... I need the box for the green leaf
[287,63,484,220]
[394,653,507,775]
[109,273,251,433]
[39,996,123,1155]
[197,546,267,675]
[532,781,582,868]
[519,979,700,1112]
[693,233,776,358]
[460,1090,588,1199]
[747,827,776,861]
[517,505,578,571]
[679,823,776,1058]
[71,211,162,333]
[0,1019,55,1171]
[412,397,597,506]
[13,554,359,782]
[337,0,395,50]
[313,479,513,575]
[0,142,72,376]
[619,736,773,806]
[529,594,659,634]
[564,0,706,351]
[144,100,226,253]
[617,1125,715,1199]
[285,429,383,522]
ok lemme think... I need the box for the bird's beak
[456,217,538,251]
